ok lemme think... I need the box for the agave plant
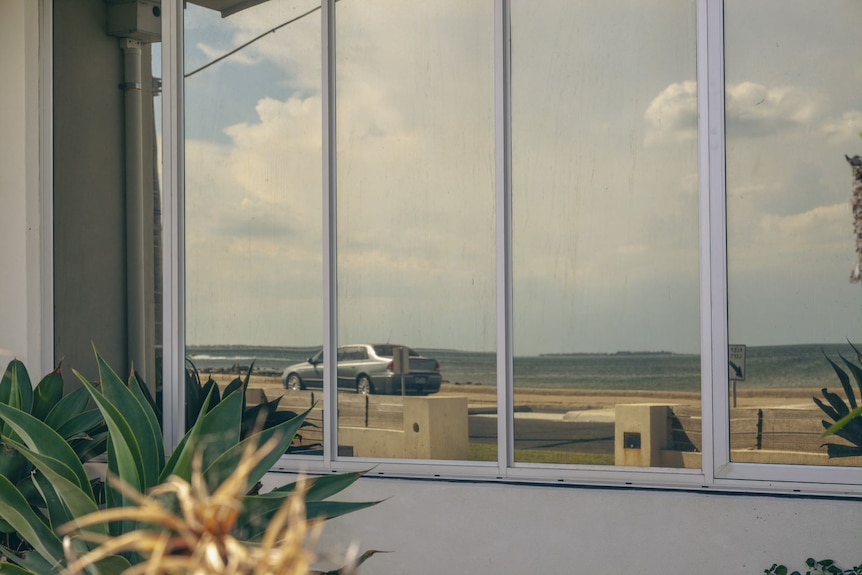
[60,435,383,575]
[815,344,862,457]
[185,359,319,454]
[0,349,377,574]
[0,359,107,558]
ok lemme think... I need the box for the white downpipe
[121,37,148,382]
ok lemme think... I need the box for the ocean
[186,343,862,393]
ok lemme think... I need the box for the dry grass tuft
[60,435,324,575]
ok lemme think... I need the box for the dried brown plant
[59,435,325,575]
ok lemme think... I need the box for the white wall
[300,476,862,575]
[0,0,43,372]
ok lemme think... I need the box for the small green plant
[0,349,377,574]
[814,344,862,457]
[765,558,862,575]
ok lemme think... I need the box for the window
[158,0,862,493]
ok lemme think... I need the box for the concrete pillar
[403,396,469,460]
[614,404,672,467]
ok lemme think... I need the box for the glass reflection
[510,1,700,467]
[183,1,323,454]
[725,1,862,465]
[335,0,496,460]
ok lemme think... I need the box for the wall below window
[271,474,862,575]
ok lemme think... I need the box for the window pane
[511,1,700,468]
[725,1,862,465]
[184,1,323,454]
[335,0,495,460]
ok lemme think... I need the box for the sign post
[728,344,746,408]
[392,346,410,396]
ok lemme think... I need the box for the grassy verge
[469,443,615,466]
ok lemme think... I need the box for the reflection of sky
[182,1,862,355]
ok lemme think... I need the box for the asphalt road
[468,415,615,454]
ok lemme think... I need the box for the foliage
[0,350,378,574]
[813,344,862,457]
[185,359,320,454]
[60,435,384,575]
[765,558,862,575]
[0,360,108,557]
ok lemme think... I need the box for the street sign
[729,344,746,381]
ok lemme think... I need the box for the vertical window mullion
[161,0,185,456]
[495,0,514,475]
[322,0,337,468]
[705,0,730,478]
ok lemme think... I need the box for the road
[468,414,615,454]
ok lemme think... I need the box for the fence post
[756,409,763,450]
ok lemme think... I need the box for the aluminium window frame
[157,0,862,496]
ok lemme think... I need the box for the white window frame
[156,0,862,496]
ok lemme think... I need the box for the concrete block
[615,404,672,467]
[403,396,469,460]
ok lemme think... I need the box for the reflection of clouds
[822,110,862,144]
[726,81,820,137]
[644,80,697,143]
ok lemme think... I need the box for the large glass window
[157,0,862,491]
[725,0,862,466]
[183,1,324,454]
[510,1,700,468]
[334,0,496,461]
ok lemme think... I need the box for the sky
[180,0,862,355]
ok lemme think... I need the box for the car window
[355,347,368,360]
[372,344,392,356]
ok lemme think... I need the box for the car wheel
[356,375,373,395]
[285,373,304,391]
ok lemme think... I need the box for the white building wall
[308,476,862,575]
[0,0,43,371]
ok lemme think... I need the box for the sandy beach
[204,373,822,413]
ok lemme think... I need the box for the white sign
[728,344,746,381]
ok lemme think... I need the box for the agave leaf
[820,388,850,418]
[94,352,161,489]
[222,377,244,400]
[3,438,100,529]
[836,354,862,410]
[0,403,89,491]
[0,445,29,488]
[267,472,363,502]
[54,409,104,442]
[0,473,64,568]
[44,386,92,431]
[1,361,34,418]
[160,390,213,483]
[195,390,243,472]
[127,371,165,474]
[0,545,56,575]
[824,443,862,458]
[237,497,379,541]
[73,375,142,505]
[30,367,63,423]
[813,396,841,423]
[823,405,862,437]
[204,408,311,489]
[131,371,161,424]
[30,472,73,533]
[0,561,37,574]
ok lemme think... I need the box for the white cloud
[644,80,697,143]
[822,110,862,144]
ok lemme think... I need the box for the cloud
[644,80,697,143]
[725,81,820,138]
[645,80,827,143]
[822,110,862,144]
